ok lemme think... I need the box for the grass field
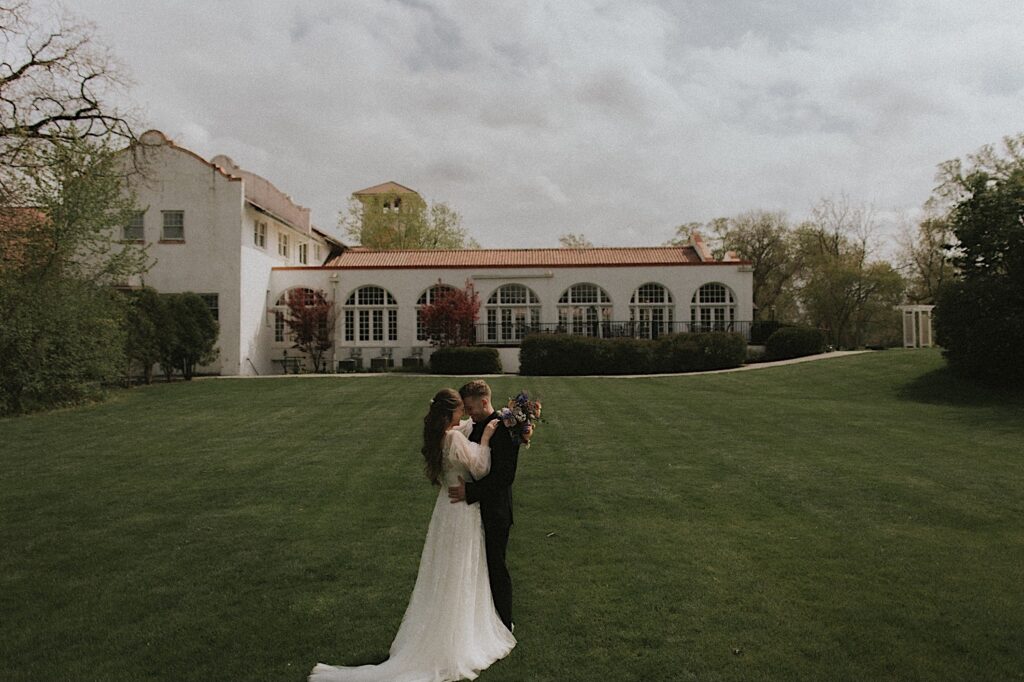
[2,349,1023,681]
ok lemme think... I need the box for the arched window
[416,284,457,341]
[691,283,736,331]
[486,284,541,343]
[558,283,612,337]
[273,287,318,343]
[343,286,398,343]
[629,283,674,338]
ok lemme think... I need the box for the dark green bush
[765,326,826,361]
[519,332,746,375]
[429,346,502,374]
[750,320,785,345]
[519,334,606,375]
[935,279,1024,385]
[0,276,126,415]
[654,332,747,372]
[596,337,655,375]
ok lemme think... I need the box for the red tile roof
[311,245,746,270]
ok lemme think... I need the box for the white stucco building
[123,132,754,375]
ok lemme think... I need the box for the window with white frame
[416,284,458,341]
[123,210,145,242]
[691,283,736,331]
[298,242,308,265]
[198,293,219,322]
[161,210,184,241]
[486,284,541,344]
[344,286,398,342]
[558,283,612,337]
[277,231,289,258]
[254,221,267,248]
[629,283,674,338]
[314,243,322,263]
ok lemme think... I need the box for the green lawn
[2,350,1023,681]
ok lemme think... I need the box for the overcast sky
[74,0,1024,249]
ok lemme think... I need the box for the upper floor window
[278,232,289,258]
[254,221,267,248]
[314,244,322,263]
[161,210,184,241]
[123,211,145,242]
[298,242,308,265]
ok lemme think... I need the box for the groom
[448,379,520,632]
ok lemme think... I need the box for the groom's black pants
[484,521,513,630]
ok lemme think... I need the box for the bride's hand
[481,420,499,445]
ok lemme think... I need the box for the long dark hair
[422,388,462,486]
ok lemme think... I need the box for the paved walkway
[200,350,873,379]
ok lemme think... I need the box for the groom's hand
[448,476,466,504]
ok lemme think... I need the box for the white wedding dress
[309,420,516,682]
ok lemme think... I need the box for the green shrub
[765,326,826,361]
[935,279,1024,385]
[519,334,606,375]
[654,332,747,372]
[519,332,745,375]
[750,320,785,345]
[0,276,127,415]
[429,346,502,374]
[595,337,655,375]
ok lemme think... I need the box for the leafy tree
[794,198,906,348]
[0,274,126,414]
[158,293,218,381]
[707,210,802,320]
[558,233,594,248]
[9,132,151,284]
[896,213,956,304]
[122,286,163,384]
[340,192,479,249]
[418,279,480,347]
[933,133,1024,383]
[284,287,335,373]
[0,135,149,413]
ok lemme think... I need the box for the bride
[309,388,516,681]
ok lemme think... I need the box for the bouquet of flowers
[498,390,543,447]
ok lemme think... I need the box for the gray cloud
[77,0,1024,249]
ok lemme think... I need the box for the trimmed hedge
[655,332,748,372]
[519,332,747,375]
[765,326,826,361]
[429,346,502,374]
[750,320,785,345]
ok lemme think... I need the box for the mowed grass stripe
[1,350,1022,681]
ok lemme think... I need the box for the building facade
[122,132,753,375]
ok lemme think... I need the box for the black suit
[466,411,520,630]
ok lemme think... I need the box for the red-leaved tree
[285,288,336,372]
[419,279,480,346]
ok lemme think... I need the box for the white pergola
[897,305,935,348]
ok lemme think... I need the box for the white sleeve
[456,418,473,437]
[444,429,491,479]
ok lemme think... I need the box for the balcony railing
[470,320,752,346]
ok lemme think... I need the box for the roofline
[130,130,243,183]
[274,261,752,271]
[352,181,420,196]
